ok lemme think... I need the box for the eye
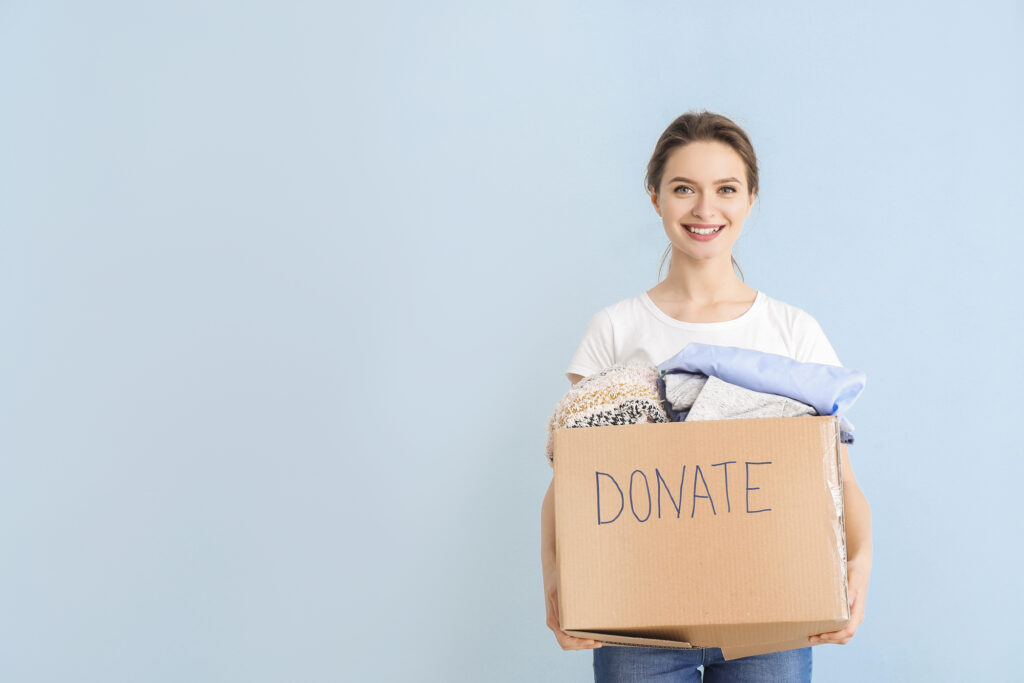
[673,185,739,194]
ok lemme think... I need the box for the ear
[649,189,661,217]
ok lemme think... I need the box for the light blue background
[2,1,1021,681]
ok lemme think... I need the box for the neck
[662,249,747,304]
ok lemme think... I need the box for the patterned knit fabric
[545,363,670,467]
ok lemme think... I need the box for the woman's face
[651,140,756,264]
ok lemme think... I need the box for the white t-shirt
[566,290,842,382]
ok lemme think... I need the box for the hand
[809,559,870,645]
[545,566,603,650]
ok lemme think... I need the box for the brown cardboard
[552,415,849,660]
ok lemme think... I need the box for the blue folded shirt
[657,343,866,444]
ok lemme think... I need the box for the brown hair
[645,110,759,282]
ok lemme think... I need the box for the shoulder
[757,292,840,364]
[757,292,823,334]
[566,295,645,382]
[578,293,647,331]
[603,292,648,317]
[767,294,841,364]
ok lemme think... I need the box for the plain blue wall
[2,1,1021,681]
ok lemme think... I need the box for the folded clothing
[688,375,818,421]
[658,343,866,444]
[545,363,669,467]
[660,371,707,421]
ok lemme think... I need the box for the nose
[692,193,716,219]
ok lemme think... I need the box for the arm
[542,374,602,650]
[541,480,556,595]
[841,443,873,572]
[811,443,872,645]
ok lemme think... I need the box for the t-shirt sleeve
[794,312,842,366]
[565,309,615,381]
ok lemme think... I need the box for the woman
[541,111,872,682]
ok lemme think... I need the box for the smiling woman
[542,110,873,682]
[646,114,760,286]
[645,139,756,309]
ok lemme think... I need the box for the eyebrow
[667,176,742,185]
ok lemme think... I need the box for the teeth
[686,225,722,235]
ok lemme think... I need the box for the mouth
[683,224,725,236]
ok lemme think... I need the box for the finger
[813,628,845,638]
[557,631,603,650]
[810,627,852,643]
[557,630,598,651]
[814,586,865,645]
[546,610,603,649]
[826,624,859,640]
[552,621,602,649]
[567,637,603,650]
[546,586,603,650]
[821,630,851,641]
[812,636,852,645]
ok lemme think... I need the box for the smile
[684,225,724,235]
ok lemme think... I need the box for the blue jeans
[593,645,812,682]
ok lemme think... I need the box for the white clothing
[566,290,842,383]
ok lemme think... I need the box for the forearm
[541,480,556,581]
[844,478,872,569]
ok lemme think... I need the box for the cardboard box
[552,414,849,660]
